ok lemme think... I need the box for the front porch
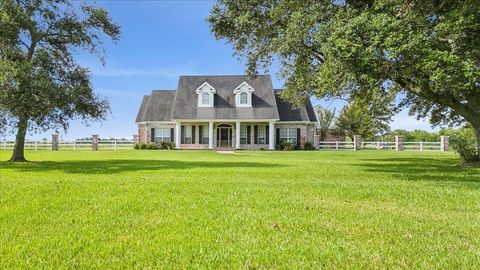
[174,121,275,150]
[139,120,314,150]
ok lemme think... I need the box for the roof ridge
[179,74,270,77]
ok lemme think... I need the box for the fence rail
[2,137,447,152]
[318,141,354,150]
[1,140,135,151]
[318,141,443,151]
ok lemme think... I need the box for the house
[135,75,317,150]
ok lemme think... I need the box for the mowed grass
[0,150,479,269]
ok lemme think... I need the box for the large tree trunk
[9,118,28,162]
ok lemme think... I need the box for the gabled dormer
[234,81,254,107]
[196,82,216,107]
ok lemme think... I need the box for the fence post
[376,141,380,150]
[395,136,404,151]
[335,141,339,150]
[353,135,362,151]
[114,139,117,150]
[420,141,424,151]
[52,134,59,151]
[35,141,38,150]
[440,136,449,152]
[73,140,76,151]
[92,134,99,151]
[3,141,6,151]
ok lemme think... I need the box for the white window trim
[196,82,216,107]
[279,127,297,144]
[234,81,254,107]
[154,127,171,142]
[201,92,210,105]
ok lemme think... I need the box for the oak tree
[0,0,120,161]
[209,0,480,161]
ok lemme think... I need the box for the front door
[217,125,232,147]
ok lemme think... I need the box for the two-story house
[135,75,317,150]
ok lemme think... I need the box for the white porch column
[208,121,214,149]
[268,120,275,150]
[175,122,181,149]
[235,121,241,149]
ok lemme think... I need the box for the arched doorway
[216,124,233,147]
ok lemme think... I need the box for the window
[202,92,209,105]
[257,125,266,144]
[234,81,254,107]
[155,128,171,142]
[279,128,297,144]
[240,125,247,144]
[200,125,209,144]
[196,82,216,108]
[240,92,248,104]
[181,125,193,144]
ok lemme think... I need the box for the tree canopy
[0,0,120,161]
[316,107,335,141]
[209,0,480,161]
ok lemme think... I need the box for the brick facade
[137,122,316,150]
[275,123,316,149]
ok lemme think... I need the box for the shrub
[145,143,156,150]
[451,136,479,163]
[134,143,140,150]
[304,141,314,150]
[280,140,293,151]
[167,141,176,150]
[139,143,147,150]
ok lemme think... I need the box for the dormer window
[196,82,216,107]
[202,92,210,105]
[240,92,248,104]
[234,81,254,107]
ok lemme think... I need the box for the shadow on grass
[0,159,281,174]
[356,157,480,184]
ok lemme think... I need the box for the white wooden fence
[1,139,135,151]
[318,141,442,151]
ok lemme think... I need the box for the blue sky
[14,1,435,141]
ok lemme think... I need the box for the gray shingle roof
[135,75,317,123]
[172,75,279,120]
[274,91,318,122]
[135,90,176,122]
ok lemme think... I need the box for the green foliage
[336,99,375,141]
[451,136,479,163]
[135,142,176,150]
[134,143,140,150]
[208,0,480,160]
[442,127,479,163]
[0,0,120,161]
[303,141,314,150]
[316,107,336,141]
[1,150,479,268]
[279,140,293,151]
[160,141,176,150]
[335,90,395,140]
[383,129,440,142]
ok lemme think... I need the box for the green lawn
[1,150,479,269]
